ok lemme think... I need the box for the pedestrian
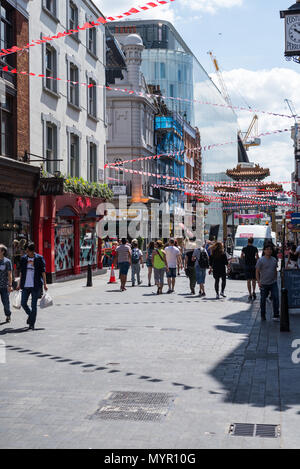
[184,238,197,295]
[241,237,259,301]
[165,238,181,293]
[116,238,132,292]
[152,240,168,295]
[256,244,280,322]
[18,242,48,330]
[131,240,144,287]
[192,242,209,297]
[296,242,300,268]
[0,244,13,324]
[146,241,155,286]
[209,242,228,299]
[286,244,299,269]
[175,239,183,276]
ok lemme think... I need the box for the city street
[1,270,300,449]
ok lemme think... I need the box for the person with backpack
[184,240,197,295]
[131,240,143,287]
[192,243,209,297]
[241,237,259,301]
[152,240,168,295]
[209,242,228,299]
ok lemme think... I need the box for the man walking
[165,239,181,294]
[131,240,144,287]
[256,244,280,322]
[116,238,132,292]
[192,243,209,297]
[18,242,48,330]
[241,237,259,301]
[0,244,13,324]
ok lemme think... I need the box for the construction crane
[239,115,261,150]
[208,50,261,151]
[285,98,298,124]
[208,51,234,111]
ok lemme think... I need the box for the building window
[160,62,166,79]
[87,26,96,56]
[45,45,57,93]
[44,0,57,18]
[88,142,97,182]
[0,2,13,67]
[68,62,79,107]
[88,78,97,118]
[69,133,79,177]
[45,123,58,174]
[69,1,79,40]
[0,92,14,157]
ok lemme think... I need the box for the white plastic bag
[11,290,22,310]
[40,292,53,309]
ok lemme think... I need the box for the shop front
[0,156,40,274]
[35,191,105,283]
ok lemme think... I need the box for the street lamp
[280,0,300,63]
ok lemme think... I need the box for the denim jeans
[0,288,11,317]
[21,288,40,327]
[131,263,141,284]
[260,282,279,318]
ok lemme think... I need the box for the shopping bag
[11,290,22,310]
[40,292,53,309]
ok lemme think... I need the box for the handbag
[40,292,53,309]
[12,290,22,310]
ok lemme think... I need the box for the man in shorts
[241,237,259,301]
[116,239,132,292]
[165,239,181,294]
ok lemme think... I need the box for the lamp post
[280,0,300,64]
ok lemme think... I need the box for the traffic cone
[108,263,117,284]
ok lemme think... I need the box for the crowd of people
[0,236,300,329]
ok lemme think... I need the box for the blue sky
[98,0,300,184]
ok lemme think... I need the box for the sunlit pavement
[0,270,300,449]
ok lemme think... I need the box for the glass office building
[108,20,239,239]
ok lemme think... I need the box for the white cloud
[210,67,300,184]
[180,0,243,14]
[94,0,175,23]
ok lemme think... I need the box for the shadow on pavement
[5,344,202,393]
[210,299,300,413]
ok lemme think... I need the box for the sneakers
[220,292,226,298]
[5,316,11,323]
[273,316,280,322]
[216,294,220,299]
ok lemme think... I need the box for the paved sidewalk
[0,271,300,449]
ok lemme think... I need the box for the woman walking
[146,241,155,286]
[209,242,228,299]
[152,240,168,295]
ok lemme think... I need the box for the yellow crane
[208,51,261,151]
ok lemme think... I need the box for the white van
[228,225,272,278]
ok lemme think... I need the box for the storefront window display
[80,221,97,268]
[55,221,74,273]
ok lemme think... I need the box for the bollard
[280,288,290,332]
[87,264,93,287]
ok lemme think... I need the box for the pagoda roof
[226,164,270,181]
[214,185,241,193]
[257,182,283,192]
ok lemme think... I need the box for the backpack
[198,249,209,269]
[132,248,140,264]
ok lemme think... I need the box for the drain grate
[230,423,280,438]
[93,391,176,422]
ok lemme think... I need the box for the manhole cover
[229,423,280,438]
[93,391,176,422]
